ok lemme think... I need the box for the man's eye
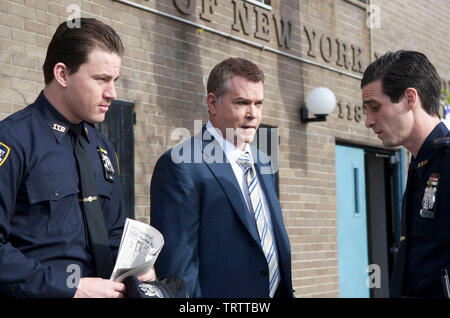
[365,105,379,112]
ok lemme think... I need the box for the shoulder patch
[0,142,11,167]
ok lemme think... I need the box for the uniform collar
[33,91,90,143]
[412,122,448,179]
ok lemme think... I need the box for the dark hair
[43,18,124,84]
[361,50,441,116]
[207,57,265,98]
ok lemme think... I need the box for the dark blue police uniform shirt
[398,122,450,297]
[0,91,125,297]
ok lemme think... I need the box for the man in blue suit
[150,58,294,298]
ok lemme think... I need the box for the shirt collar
[412,122,448,175]
[206,120,252,165]
[33,91,90,143]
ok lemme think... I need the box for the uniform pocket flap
[26,173,78,205]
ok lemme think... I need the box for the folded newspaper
[110,218,164,282]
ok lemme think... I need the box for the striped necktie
[237,151,280,297]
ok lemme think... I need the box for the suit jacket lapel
[199,127,261,245]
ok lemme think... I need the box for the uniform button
[400,235,406,242]
[260,270,268,277]
[54,190,59,198]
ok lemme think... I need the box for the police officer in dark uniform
[0,18,154,298]
[393,124,450,297]
[361,50,450,298]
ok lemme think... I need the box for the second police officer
[361,50,450,298]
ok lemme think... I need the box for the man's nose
[246,104,258,118]
[365,111,374,128]
[104,81,117,101]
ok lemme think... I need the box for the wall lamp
[301,87,336,123]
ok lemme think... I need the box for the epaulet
[0,107,32,136]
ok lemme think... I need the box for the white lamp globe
[306,87,336,115]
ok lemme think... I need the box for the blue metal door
[335,145,370,297]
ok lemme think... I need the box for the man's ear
[206,93,219,115]
[404,87,418,110]
[53,62,70,88]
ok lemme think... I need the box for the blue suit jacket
[150,127,293,297]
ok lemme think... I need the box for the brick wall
[0,0,449,297]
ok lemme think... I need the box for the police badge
[138,282,164,298]
[97,146,115,182]
[420,173,440,219]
